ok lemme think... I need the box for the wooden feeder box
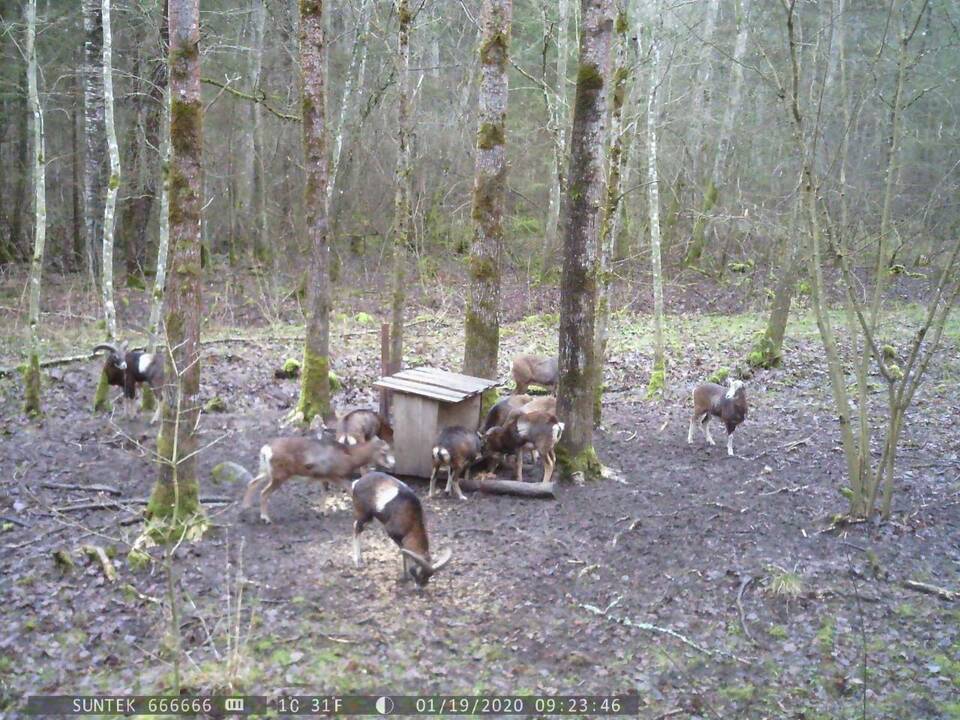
[374,367,498,478]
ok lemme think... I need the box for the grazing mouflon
[92,342,164,422]
[511,354,558,394]
[351,471,452,586]
[336,408,394,446]
[429,426,483,500]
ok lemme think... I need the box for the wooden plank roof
[374,366,499,403]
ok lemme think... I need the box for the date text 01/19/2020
[271,695,638,715]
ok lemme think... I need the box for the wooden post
[380,322,391,417]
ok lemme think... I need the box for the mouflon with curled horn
[351,471,452,587]
[91,341,164,422]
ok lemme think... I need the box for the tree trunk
[684,0,750,268]
[249,0,269,264]
[541,0,570,272]
[328,0,371,216]
[142,87,172,415]
[23,0,46,417]
[390,0,414,373]
[148,0,204,523]
[645,16,666,398]
[100,0,121,341]
[71,102,84,270]
[295,0,333,424]
[83,0,106,287]
[688,0,720,183]
[463,0,511,387]
[593,6,630,424]
[555,0,613,481]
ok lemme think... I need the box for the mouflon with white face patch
[483,410,564,484]
[241,436,396,523]
[92,341,164,422]
[511,354,559,394]
[351,472,452,587]
[429,426,483,500]
[688,379,748,457]
[335,409,394,446]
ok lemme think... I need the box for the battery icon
[224,698,245,712]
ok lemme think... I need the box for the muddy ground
[1,267,959,719]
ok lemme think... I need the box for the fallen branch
[736,575,760,647]
[460,475,556,499]
[611,519,641,547]
[744,434,813,461]
[759,484,809,497]
[901,579,957,602]
[577,598,752,665]
[55,496,232,513]
[0,352,95,378]
[81,544,117,582]
[0,514,31,528]
[40,482,122,496]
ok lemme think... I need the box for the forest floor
[1,265,959,720]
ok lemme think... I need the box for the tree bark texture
[463,0,511,381]
[390,0,414,372]
[149,0,204,522]
[296,0,333,424]
[556,0,613,479]
[23,0,46,417]
[541,0,570,271]
[593,5,629,423]
[100,0,121,341]
[83,0,106,286]
[646,17,666,397]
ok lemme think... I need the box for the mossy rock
[275,358,302,379]
[328,370,343,392]
[125,274,147,290]
[52,549,75,574]
[211,461,253,486]
[203,396,228,413]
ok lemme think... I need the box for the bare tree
[249,0,269,263]
[541,0,570,271]
[556,0,613,480]
[645,8,666,398]
[82,0,105,287]
[593,3,630,423]
[684,0,750,269]
[463,0,511,387]
[23,0,46,417]
[295,0,333,425]
[100,0,120,340]
[390,0,414,372]
[148,0,204,521]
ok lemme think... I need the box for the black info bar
[25,695,639,716]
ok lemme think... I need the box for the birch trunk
[83,0,106,287]
[100,0,121,341]
[71,103,84,269]
[148,0,204,523]
[390,0,414,372]
[328,0,371,214]
[593,5,630,424]
[295,0,333,424]
[556,0,613,480]
[684,0,750,268]
[463,0,511,387]
[541,0,570,271]
[645,16,666,398]
[250,0,269,263]
[689,0,720,183]
[23,0,46,417]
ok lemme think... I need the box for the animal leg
[726,431,735,457]
[444,466,454,496]
[701,416,716,445]
[241,473,266,510]
[454,468,469,501]
[541,451,554,485]
[258,477,281,524]
[398,553,411,582]
[150,402,162,424]
[687,417,697,444]
[352,521,364,568]
[429,466,439,498]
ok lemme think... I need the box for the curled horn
[400,547,452,575]
[92,342,122,357]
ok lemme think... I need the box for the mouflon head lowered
[688,378,748,457]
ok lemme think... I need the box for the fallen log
[0,352,96,378]
[901,579,957,602]
[55,496,233,513]
[460,475,555,499]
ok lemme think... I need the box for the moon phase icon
[376,696,394,714]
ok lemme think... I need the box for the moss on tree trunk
[93,367,112,412]
[23,353,42,417]
[296,348,331,423]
